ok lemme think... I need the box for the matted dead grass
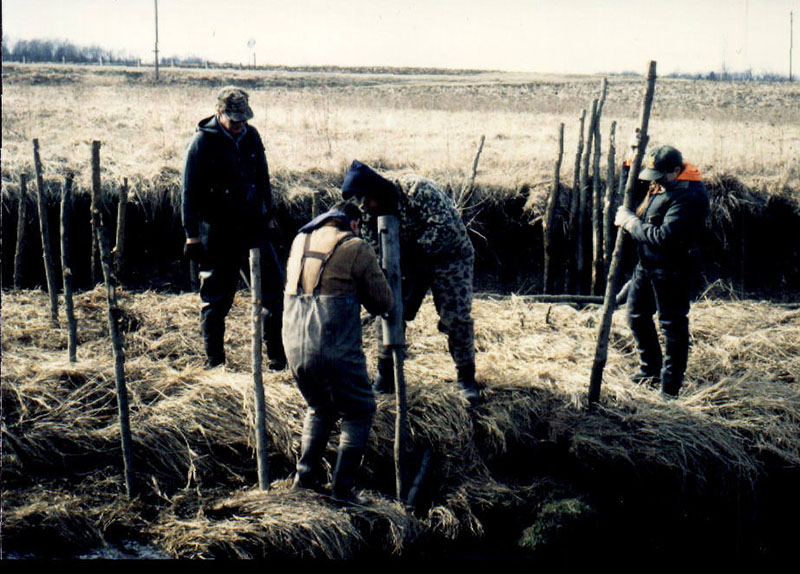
[2,286,799,558]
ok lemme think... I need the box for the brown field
[2,62,799,192]
[2,62,800,561]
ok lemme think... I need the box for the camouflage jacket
[362,175,473,262]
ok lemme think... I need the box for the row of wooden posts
[542,77,626,297]
[19,140,137,495]
[15,139,273,498]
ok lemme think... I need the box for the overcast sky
[2,0,798,75]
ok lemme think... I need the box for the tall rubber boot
[457,363,481,407]
[292,410,334,492]
[660,315,689,398]
[372,356,395,395]
[201,310,226,368]
[332,417,372,504]
[263,308,287,371]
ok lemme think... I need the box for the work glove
[183,241,204,262]
[614,205,639,233]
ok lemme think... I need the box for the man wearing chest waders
[615,145,710,398]
[283,202,393,504]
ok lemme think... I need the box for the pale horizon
[2,0,799,76]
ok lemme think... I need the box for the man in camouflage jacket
[341,160,480,406]
[615,145,709,397]
[182,86,286,369]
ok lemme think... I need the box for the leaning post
[61,172,78,362]
[92,140,135,496]
[589,61,657,404]
[33,139,60,325]
[378,215,408,502]
[249,247,271,490]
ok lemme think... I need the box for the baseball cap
[639,145,683,181]
[216,86,254,122]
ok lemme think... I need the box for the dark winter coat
[626,164,709,277]
[181,115,273,257]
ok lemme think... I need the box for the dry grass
[2,63,799,201]
[2,286,798,558]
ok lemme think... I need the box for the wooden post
[114,178,129,281]
[589,79,608,295]
[33,139,59,326]
[61,173,78,363]
[603,121,618,280]
[14,173,29,289]
[590,111,604,295]
[92,140,135,497]
[589,61,657,405]
[543,123,564,294]
[249,247,271,490]
[566,109,586,293]
[378,215,408,501]
[576,99,598,294]
[154,0,160,81]
[469,134,486,191]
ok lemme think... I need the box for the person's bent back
[282,204,392,504]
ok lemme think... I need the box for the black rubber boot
[263,309,287,371]
[332,418,372,505]
[292,410,334,492]
[372,356,395,394]
[456,363,481,407]
[201,315,226,369]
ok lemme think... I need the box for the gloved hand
[183,241,204,262]
[614,205,639,233]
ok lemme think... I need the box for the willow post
[378,215,408,501]
[115,178,129,282]
[14,173,29,289]
[603,121,618,280]
[544,123,564,294]
[92,140,135,496]
[589,61,657,405]
[566,109,586,293]
[249,247,271,490]
[590,109,604,295]
[576,99,598,294]
[33,139,60,325]
[61,172,78,362]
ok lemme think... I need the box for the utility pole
[791,12,794,81]
[154,0,160,81]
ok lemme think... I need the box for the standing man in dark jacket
[182,86,286,369]
[615,145,709,397]
[283,202,393,503]
[340,160,481,407]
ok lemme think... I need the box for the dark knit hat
[298,208,350,234]
[341,160,398,203]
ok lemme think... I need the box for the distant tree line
[2,36,140,65]
[0,36,208,67]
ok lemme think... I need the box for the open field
[2,62,799,191]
